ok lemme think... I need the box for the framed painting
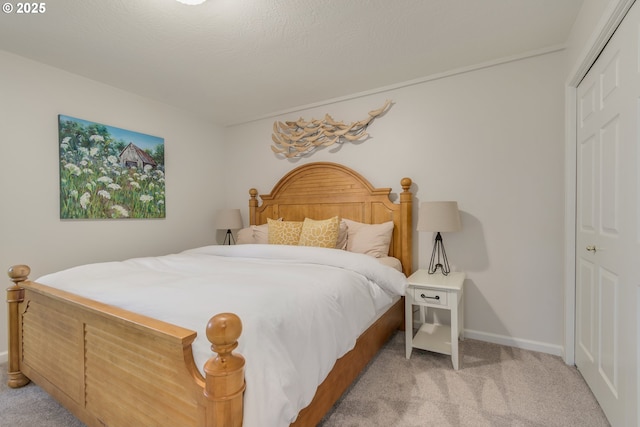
[58,115,165,219]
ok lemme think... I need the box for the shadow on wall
[446,211,488,272]
[414,210,489,273]
[443,212,515,340]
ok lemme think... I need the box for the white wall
[565,0,618,75]
[223,51,567,354]
[0,51,226,360]
[0,43,572,360]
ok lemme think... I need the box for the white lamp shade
[215,209,243,230]
[416,201,462,232]
[176,0,207,4]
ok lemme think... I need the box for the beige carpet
[0,332,609,427]
[320,332,609,426]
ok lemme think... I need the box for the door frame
[564,0,635,366]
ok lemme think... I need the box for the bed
[7,161,413,427]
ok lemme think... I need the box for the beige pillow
[251,223,270,244]
[236,227,256,244]
[336,219,348,250]
[343,219,394,258]
[298,216,340,248]
[268,218,303,245]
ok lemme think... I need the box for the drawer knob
[421,294,440,300]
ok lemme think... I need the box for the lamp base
[428,232,451,275]
[223,229,235,245]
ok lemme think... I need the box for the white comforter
[37,244,407,427]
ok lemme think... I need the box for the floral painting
[58,115,165,219]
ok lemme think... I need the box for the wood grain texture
[250,162,413,275]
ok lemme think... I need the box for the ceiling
[0,0,584,125]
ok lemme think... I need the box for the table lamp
[215,209,243,245]
[416,201,462,275]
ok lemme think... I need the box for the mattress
[37,244,407,427]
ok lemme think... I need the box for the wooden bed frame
[7,162,413,427]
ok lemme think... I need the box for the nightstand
[405,270,465,369]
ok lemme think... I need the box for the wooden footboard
[7,265,245,427]
[8,265,403,427]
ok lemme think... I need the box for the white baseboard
[409,321,566,359]
[0,351,7,364]
[463,328,565,358]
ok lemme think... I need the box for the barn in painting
[119,142,157,170]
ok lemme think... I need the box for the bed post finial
[401,177,412,193]
[399,178,413,276]
[249,188,258,226]
[7,265,31,388]
[203,312,245,427]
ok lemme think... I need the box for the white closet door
[575,2,639,426]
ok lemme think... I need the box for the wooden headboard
[248,162,413,276]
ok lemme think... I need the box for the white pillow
[376,256,403,272]
[252,223,269,244]
[343,219,394,258]
[236,227,256,244]
[236,223,270,244]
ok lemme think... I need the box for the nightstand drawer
[413,288,448,306]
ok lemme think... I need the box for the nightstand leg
[405,298,413,359]
[459,297,465,341]
[460,296,464,340]
[451,304,459,370]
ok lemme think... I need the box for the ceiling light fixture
[176,0,207,5]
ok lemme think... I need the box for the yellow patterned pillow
[268,218,303,245]
[298,216,340,248]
